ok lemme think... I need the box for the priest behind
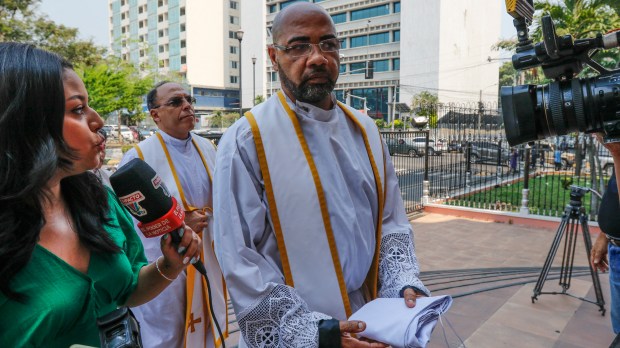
[119,82,227,348]
[213,2,429,347]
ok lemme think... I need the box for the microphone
[109,158,207,276]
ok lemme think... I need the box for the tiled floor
[225,212,615,347]
[413,213,614,348]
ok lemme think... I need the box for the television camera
[501,0,620,146]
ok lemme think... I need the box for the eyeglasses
[152,95,196,109]
[272,38,341,58]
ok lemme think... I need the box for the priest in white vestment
[120,82,228,348]
[213,3,429,348]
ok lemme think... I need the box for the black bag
[96,307,143,348]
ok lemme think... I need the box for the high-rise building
[110,0,502,123]
[108,0,243,116]
[244,0,502,122]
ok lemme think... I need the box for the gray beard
[278,65,336,104]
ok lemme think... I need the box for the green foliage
[411,91,438,128]
[121,145,134,154]
[392,119,404,129]
[254,95,265,105]
[374,119,385,129]
[499,62,516,87]
[77,57,153,123]
[208,111,241,129]
[0,0,104,66]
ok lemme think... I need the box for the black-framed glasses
[272,38,341,58]
[152,95,196,109]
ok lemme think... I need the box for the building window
[394,2,401,13]
[181,39,186,48]
[268,4,277,13]
[121,0,126,6]
[351,4,389,21]
[180,7,185,16]
[280,0,308,10]
[339,64,346,73]
[230,76,238,83]
[158,29,164,37]
[159,45,164,53]
[270,71,278,81]
[350,62,366,74]
[140,50,145,57]
[121,27,126,34]
[230,46,237,54]
[229,31,235,39]
[181,23,186,32]
[331,13,346,24]
[231,61,238,69]
[139,5,144,14]
[374,59,389,72]
[350,35,367,48]
[393,58,400,71]
[339,38,347,49]
[393,30,400,42]
[139,20,144,28]
[121,12,126,20]
[230,16,239,25]
[158,14,164,22]
[230,1,238,9]
[369,32,389,45]
[181,56,186,64]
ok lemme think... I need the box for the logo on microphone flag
[151,174,171,197]
[118,190,148,217]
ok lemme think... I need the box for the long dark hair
[0,43,120,302]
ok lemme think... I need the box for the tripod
[532,185,606,315]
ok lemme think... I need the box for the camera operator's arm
[591,233,609,273]
[596,134,620,193]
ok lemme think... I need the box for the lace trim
[237,284,331,348]
[378,231,430,298]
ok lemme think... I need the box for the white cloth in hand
[348,295,453,348]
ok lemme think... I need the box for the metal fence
[196,101,612,221]
[382,102,612,220]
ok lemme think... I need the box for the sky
[39,0,109,46]
[38,0,518,49]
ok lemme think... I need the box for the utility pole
[391,85,397,131]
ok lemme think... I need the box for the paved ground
[413,213,614,348]
[224,212,615,347]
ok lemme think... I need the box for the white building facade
[108,0,244,115]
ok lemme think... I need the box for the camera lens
[501,74,620,146]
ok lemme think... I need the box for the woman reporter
[0,42,202,347]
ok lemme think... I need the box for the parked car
[386,137,444,156]
[447,140,465,153]
[107,125,134,142]
[465,141,510,164]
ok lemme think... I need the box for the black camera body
[501,0,620,146]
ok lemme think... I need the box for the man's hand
[591,232,609,273]
[184,209,208,234]
[402,287,427,308]
[339,321,388,348]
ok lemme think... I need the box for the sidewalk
[413,213,614,348]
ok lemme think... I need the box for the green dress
[0,188,148,347]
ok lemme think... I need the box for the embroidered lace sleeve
[237,284,331,348]
[377,231,430,298]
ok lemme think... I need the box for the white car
[107,125,134,142]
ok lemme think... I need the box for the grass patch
[446,174,601,217]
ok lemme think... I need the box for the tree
[254,95,265,105]
[0,0,104,66]
[78,57,153,124]
[411,91,439,128]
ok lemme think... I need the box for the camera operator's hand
[591,232,609,273]
[595,133,620,159]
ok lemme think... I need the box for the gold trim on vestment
[246,111,295,287]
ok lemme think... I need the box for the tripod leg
[533,215,569,303]
[581,217,606,315]
[559,215,579,291]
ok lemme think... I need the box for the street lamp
[252,55,257,105]
[236,29,244,117]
